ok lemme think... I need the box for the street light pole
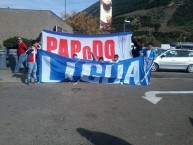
[124,20,130,32]
[64,0,66,19]
[124,22,125,32]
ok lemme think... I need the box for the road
[0,71,193,145]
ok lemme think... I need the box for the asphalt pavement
[0,69,193,145]
[0,69,26,83]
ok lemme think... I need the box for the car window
[176,50,190,57]
[189,52,193,57]
[155,49,167,56]
[164,50,177,57]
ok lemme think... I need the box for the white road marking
[142,91,193,104]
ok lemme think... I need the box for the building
[0,8,73,47]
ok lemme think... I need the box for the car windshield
[155,48,168,56]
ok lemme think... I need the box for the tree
[62,11,103,34]
[3,37,31,49]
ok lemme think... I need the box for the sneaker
[26,80,30,85]
[14,72,21,75]
[33,80,39,84]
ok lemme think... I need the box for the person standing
[110,54,119,63]
[72,53,78,58]
[25,40,39,85]
[90,52,104,62]
[140,42,156,59]
[35,37,42,82]
[14,37,28,73]
[132,36,143,58]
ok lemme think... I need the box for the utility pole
[149,28,153,42]
[64,0,66,20]
[124,20,130,32]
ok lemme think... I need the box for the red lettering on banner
[83,46,91,59]
[105,40,115,59]
[46,36,116,59]
[93,40,103,58]
[59,39,69,57]
[47,36,57,52]
[71,40,81,57]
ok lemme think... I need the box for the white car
[152,49,193,73]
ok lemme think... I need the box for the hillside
[83,0,193,45]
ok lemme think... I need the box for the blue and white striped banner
[38,50,153,86]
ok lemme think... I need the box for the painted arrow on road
[142,91,193,105]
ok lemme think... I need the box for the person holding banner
[132,36,143,58]
[72,53,78,58]
[110,54,119,63]
[90,52,104,62]
[25,40,40,85]
[100,0,112,30]
[140,42,156,59]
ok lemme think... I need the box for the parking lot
[0,70,193,145]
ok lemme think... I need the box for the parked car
[170,42,193,50]
[152,49,193,73]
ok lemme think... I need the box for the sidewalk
[0,69,26,83]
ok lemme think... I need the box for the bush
[3,37,32,49]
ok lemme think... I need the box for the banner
[38,50,153,86]
[42,30,132,61]
[100,0,112,30]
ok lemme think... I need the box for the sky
[0,0,99,17]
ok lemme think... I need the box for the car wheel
[187,64,193,73]
[152,63,159,72]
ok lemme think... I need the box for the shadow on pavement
[12,73,26,83]
[76,128,132,145]
[189,117,193,126]
[8,54,17,72]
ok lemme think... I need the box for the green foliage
[64,12,102,34]
[140,16,152,27]
[112,0,170,16]
[3,37,18,48]
[3,37,31,49]
[168,0,193,32]
[186,34,193,41]
[22,38,31,47]
[86,0,192,44]
[154,32,181,43]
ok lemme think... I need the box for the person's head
[18,37,22,43]
[137,39,142,46]
[31,40,39,48]
[148,42,153,50]
[36,37,42,45]
[72,53,77,58]
[35,38,42,49]
[98,57,104,62]
[113,54,119,61]
[101,0,112,5]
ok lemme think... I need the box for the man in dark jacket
[132,36,143,58]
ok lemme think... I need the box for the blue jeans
[14,53,27,73]
[27,62,37,81]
